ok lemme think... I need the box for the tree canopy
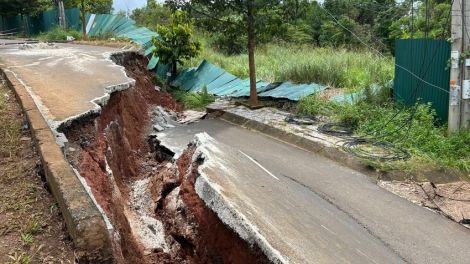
[63,0,113,14]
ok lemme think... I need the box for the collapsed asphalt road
[2,42,470,263]
[157,117,470,264]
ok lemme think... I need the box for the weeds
[7,245,43,264]
[36,27,82,41]
[21,233,33,244]
[7,252,32,264]
[169,85,216,110]
[296,92,334,117]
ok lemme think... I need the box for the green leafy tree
[166,0,282,105]
[388,0,451,42]
[0,0,45,36]
[373,1,405,54]
[130,0,172,30]
[62,0,113,14]
[151,11,202,80]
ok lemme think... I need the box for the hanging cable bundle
[284,114,318,125]
[342,138,410,161]
[317,123,354,137]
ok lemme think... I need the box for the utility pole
[461,0,470,128]
[81,0,87,39]
[58,1,66,31]
[448,0,462,134]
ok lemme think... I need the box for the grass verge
[0,80,74,263]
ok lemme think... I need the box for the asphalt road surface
[158,118,470,264]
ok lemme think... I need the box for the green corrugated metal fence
[0,8,81,35]
[394,39,450,121]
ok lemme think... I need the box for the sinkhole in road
[61,52,271,264]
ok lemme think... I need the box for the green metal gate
[394,39,450,121]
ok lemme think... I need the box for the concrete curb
[1,70,115,263]
[209,107,463,183]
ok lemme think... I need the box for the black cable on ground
[342,138,410,161]
[285,114,318,125]
[317,123,354,137]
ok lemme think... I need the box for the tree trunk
[81,0,87,39]
[165,58,177,84]
[247,4,258,105]
[1,16,5,33]
[295,0,299,28]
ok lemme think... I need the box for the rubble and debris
[18,42,60,50]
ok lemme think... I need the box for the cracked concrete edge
[211,108,463,183]
[191,133,289,264]
[1,69,116,263]
[56,50,137,135]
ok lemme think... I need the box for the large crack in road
[61,53,271,264]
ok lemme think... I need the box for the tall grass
[185,40,394,91]
[36,27,82,41]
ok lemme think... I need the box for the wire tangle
[317,123,354,137]
[342,138,410,161]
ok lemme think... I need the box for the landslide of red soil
[176,149,272,264]
[66,53,271,264]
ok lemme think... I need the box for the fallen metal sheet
[184,60,226,92]
[171,60,327,100]
[330,85,384,104]
[206,72,238,93]
[171,68,197,88]
[154,64,170,80]
[147,54,159,70]
[215,79,266,96]
[208,78,245,95]
[259,82,327,101]
[145,45,155,56]
[230,81,270,97]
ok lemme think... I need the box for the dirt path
[0,79,75,263]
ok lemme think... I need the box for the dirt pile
[64,52,270,263]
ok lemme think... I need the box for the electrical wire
[317,123,354,137]
[284,114,319,125]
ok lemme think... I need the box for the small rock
[153,124,164,132]
[20,137,31,141]
[163,123,175,129]
[69,147,76,152]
